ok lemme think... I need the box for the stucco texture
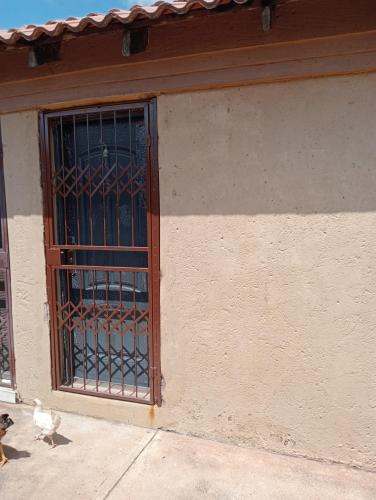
[1,73,376,470]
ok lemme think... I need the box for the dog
[0,413,14,466]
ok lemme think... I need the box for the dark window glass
[51,109,147,248]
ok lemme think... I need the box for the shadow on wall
[158,74,376,216]
[160,152,376,216]
[1,75,376,220]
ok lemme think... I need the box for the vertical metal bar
[133,271,137,397]
[87,115,93,246]
[100,112,107,246]
[79,269,86,390]
[73,115,86,389]
[144,106,153,402]
[148,100,161,405]
[129,110,136,395]
[129,110,135,247]
[120,270,124,396]
[53,276,61,389]
[93,269,99,392]
[60,117,68,246]
[41,114,61,389]
[73,115,80,245]
[106,270,111,394]
[145,325,150,399]
[114,111,120,247]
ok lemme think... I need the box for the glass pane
[62,250,148,268]
[51,108,148,248]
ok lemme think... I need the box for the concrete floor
[0,403,375,500]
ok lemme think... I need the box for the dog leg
[0,443,8,466]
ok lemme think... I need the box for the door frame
[39,99,161,405]
[0,123,16,389]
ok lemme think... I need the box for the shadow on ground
[42,433,72,446]
[3,445,31,460]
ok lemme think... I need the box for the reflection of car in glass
[84,282,142,294]
[66,271,149,389]
[70,271,148,309]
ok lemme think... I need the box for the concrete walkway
[0,403,375,500]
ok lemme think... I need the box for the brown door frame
[39,99,161,405]
[0,123,16,389]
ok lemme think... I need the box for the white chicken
[33,399,61,448]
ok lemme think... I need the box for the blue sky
[0,0,152,29]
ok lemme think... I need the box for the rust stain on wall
[149,405,155,424]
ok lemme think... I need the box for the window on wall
[0,130,15,388]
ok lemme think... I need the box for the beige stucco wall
[1,72,376,470]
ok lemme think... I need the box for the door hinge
[43,302,50,323]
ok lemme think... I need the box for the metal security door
[0,125,15,388]
[41,102,160,404]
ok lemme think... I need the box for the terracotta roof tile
[0,0,248,45]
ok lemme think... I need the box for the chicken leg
[36,431,56,448]
[0,443,8,466]
[48,434,57,448]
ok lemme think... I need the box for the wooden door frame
[39,99,161,405]
[0,123,16,389]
